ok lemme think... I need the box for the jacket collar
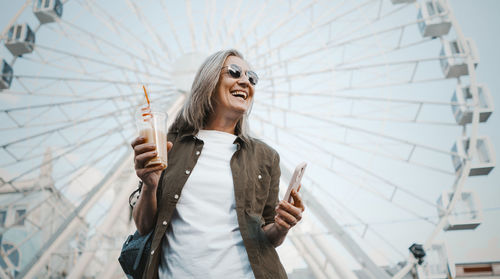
[176,127,250,148]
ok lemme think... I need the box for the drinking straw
[143,85,151,107]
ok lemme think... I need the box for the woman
[131,49,304,279]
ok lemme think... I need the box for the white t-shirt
[159,130,255,279]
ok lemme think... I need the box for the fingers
[276,206,299,226]
[135,150,157,168]
[275,199,303,229]
[278,198,303,218]
[133,142,156,157]
[290,189,305,212]
[167,141,173,152]
[130,136,145,148]
[274,215,291,231]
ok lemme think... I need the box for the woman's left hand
[274,189,305,234]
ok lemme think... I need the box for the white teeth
[230,90,247,99]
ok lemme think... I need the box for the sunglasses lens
[228,64,241,79]
[247,71,258,86]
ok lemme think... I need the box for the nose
[237,73,252,87]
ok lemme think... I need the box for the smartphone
[283,162,307,203]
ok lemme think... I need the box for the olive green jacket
[143,126,287,279]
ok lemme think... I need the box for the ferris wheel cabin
[440,38,479,79]
[451,136,496,176]
[33,0,63,24]
[437,190,483,231]
[451,84,494,125]
[417,0,451,37]
[5,24,35,57]
[1,59,14,90]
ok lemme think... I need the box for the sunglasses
[222,64,259,86]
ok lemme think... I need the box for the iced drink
[136,107,168,169]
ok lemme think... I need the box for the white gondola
[5,24,36,57]
[451,84,494,125]
[391,0,415,4]
[417,0,451,37]
[1,59,14,90]
[437,190,483,231]
[33,0,63,24]
[451,136,495,176]
[416,242,456,278]
[440,38,479,79]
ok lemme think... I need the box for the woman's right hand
[131,136,173,190]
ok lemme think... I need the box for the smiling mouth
[230,90,248,100]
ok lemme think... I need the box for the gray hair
[171,49,250,137]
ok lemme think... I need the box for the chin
[231,107,248,116]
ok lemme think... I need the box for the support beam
[66,165,135,279]
[281,164,391,279]
[18,150,132,278]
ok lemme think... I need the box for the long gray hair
[171,49,250,137]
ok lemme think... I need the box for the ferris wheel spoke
[280,154,408,261]
[279,126,454,175]
[314,182,408,261]
[1,93,137,115]
[2,122,130,186]
[31,44,169,80]
[255,95,456,126]
[184,0,198,51]
[247,0,318,51]
[233,1,269,50]
[1,102,134,154]
[123,0,172,59]
[57,19,168,71]
[252,0,411,66]
[256,115,444,213]
[260,56,443,82]
[222,0,246,46]
[261,128,439,226]
[251,0,387,62]
[253,101,463,160]
[258,89,461,107]
[256,17,432,77]
[80,0,170,65]
[159,0,186,54]
[13,74,172,87]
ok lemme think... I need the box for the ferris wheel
[0,0,495,278]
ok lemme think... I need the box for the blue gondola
[417,0,451,37]
[0,59,14,90]
[33,0,63,24]
[440,38,479,78]
[5,24,36,56]
[451,84,493,125]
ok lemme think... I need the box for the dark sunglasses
[222,64,259,86]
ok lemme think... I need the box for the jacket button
[174,194,179,199]
[195,151,200,155]
[163,221,168,226]
[151,250,154,255]
[185,170,191,175]
[258,174,262,180]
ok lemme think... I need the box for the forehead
[223,55,250,70]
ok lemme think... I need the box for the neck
[205,113,240,135]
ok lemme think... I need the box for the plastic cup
[135,108,168,169]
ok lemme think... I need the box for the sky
[0,0,499,275]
